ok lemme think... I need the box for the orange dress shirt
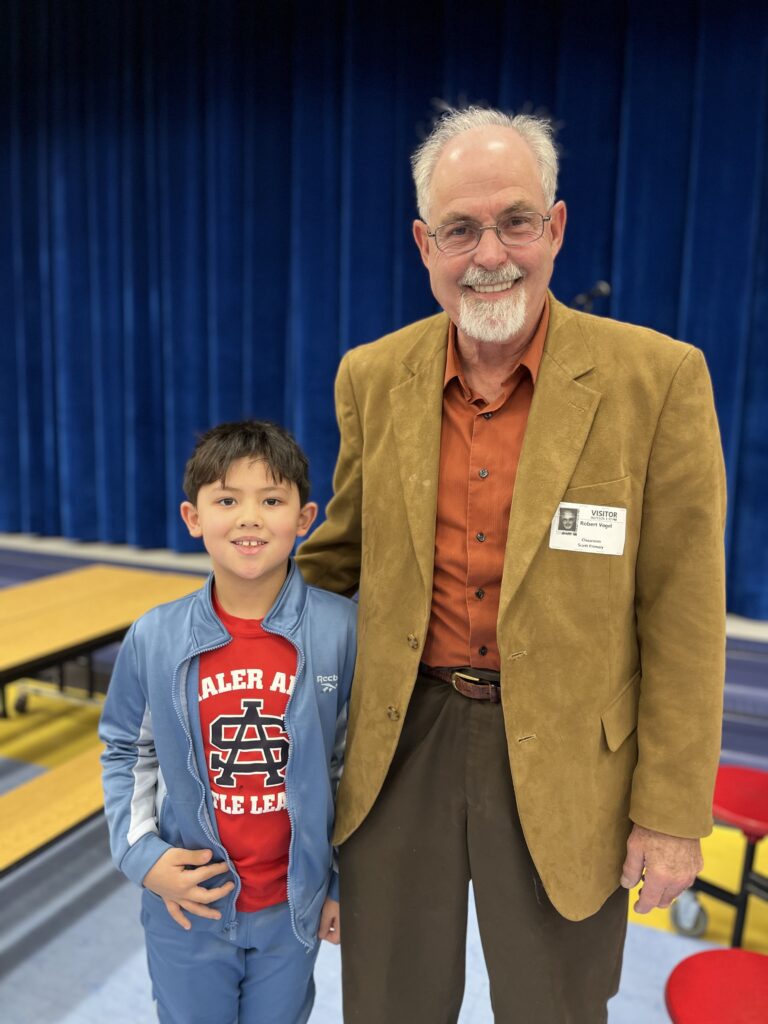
[421,299,549,670]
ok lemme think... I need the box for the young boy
[99,420,357,1024]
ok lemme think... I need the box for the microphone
[572,280,611,312]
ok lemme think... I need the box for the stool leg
[86,654,95,699]
[731,839,756,947]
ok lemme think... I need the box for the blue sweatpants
[141,894,318,1024]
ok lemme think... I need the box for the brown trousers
[339,673,628,1023]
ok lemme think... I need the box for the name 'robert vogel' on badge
[549,502,627,556]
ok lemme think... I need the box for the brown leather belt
[418,663,501,703]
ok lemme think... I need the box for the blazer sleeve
[296,351,364,595]
[630,346,726,838]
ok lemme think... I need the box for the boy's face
[180,457,317,597]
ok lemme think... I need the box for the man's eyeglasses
[425,211,552,256]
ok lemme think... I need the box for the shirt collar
[444,294,550,395]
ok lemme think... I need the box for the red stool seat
[677,765,768,947]
[713,766,768,843]
[665,949,768,1023]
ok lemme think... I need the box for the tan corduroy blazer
[297,295,726,921]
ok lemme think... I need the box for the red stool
[672,766,768,946]
[704,766,768,945]
[665,948,768,1023]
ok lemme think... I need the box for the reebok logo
[317,674,338,692]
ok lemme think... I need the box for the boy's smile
[180,457,317,616]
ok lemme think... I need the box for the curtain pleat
[1,6,21,532]
[286,0,344,510]
[675,0,767,598]
[0,0,766,616]
[552,2,627,311]
[609,2,695,335]
[724,42,768,618]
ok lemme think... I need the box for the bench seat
[0,745,104,875]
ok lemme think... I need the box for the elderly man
[297,107,725,1023]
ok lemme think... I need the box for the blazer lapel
[499,303,602,615]
[389,316,448,595]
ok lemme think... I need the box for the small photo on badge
[557,507,579,533]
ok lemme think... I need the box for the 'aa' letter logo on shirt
[209,699,288,788]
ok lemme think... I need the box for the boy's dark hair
[183,420,311,505]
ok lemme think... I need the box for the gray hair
[411,106,559,222]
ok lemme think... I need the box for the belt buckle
[450,670,480,693]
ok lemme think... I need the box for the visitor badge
[549,502,626,556]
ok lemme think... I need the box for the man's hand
[143,847,235,930]
[318,897,341,944]
[620,824,703,913]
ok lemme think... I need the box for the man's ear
[412,219,432,269]
[548,200,567,259]
[296,502,319,537]
[180,501,203,537]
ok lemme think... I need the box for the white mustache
[459,265,524,287]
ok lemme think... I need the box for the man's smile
[468,280,519,295]
[459,264,525,301]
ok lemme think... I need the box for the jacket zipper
[171,636,241,931]
[260,620,312,949]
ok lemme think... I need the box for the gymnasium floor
[0,534,766,1023]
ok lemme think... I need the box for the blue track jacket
[99,560,357,948]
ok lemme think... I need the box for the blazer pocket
[601,670,641,751]
[562,474,630,501]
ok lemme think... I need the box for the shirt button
[407,633,419,649]
[387,705,400,721]
[475,588,485,599]
[483,412,493,420]
[479,646,488,656]
[476,532,486,543]
[479,468,489,479]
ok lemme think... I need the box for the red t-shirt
[197,591,297,912]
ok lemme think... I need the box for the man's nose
[471,226,509,269]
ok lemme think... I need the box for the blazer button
[407,633,419,650]
[387,706,400,721]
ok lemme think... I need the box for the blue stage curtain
[0,0,766,616]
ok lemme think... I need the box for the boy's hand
[143,847,235,930]
[318,897,340,944]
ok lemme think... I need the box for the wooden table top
[0,564,206,674]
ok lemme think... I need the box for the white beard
[457,266,527,344]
